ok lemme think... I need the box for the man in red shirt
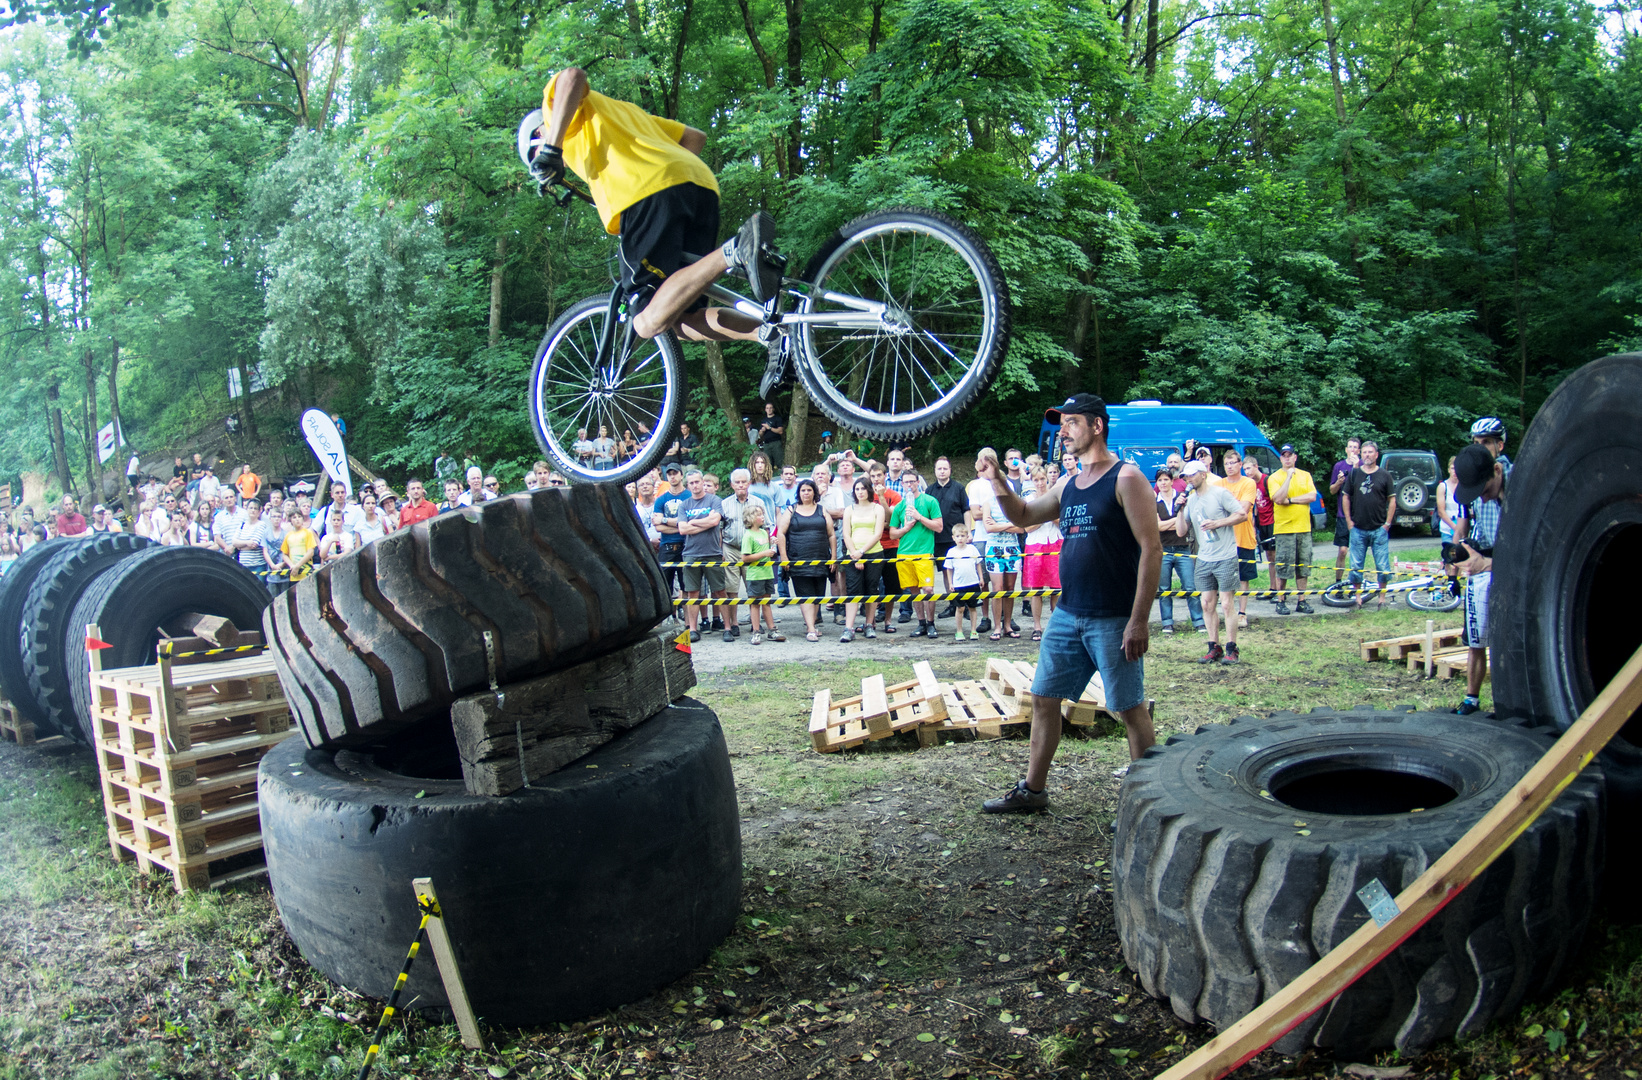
[398,479,439,527]
[55,495,87,536]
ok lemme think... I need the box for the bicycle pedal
[761,247,788,273]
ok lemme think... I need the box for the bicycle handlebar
[543,178,596,208]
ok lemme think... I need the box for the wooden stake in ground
[411,879,484,1050]
[1155,643,1642,1080]
[1425,619,1435,679]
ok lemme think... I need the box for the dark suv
[1381,449,1441,534]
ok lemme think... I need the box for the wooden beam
[410,878,484,1050]
[449,630,696,796]
[1155,643,1642,1080]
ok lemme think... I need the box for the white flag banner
[97,422,118,464]
[301,409,352,498]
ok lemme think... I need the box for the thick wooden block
[452,630,697,795]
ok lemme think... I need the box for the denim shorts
[1029,610,1145,712]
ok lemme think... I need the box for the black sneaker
[977,617,993,635]
[724,211,782,304]
[1295,600,1315,614]
[981,780,1049,814]
[758,328,790,399]
[689,629,701,643]
[1452,698,1482,715]
[710,617,725,631]
[1274,601,1291,615]
[898,610,912,624]
[1197,642,1224,664]
[722,629,735,643]
[938,604,956,619]
[732,624,741,637]
[1221,642,1241,665]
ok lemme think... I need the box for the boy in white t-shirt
[941,523,984,641]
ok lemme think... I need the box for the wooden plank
[810,690,833,752]
[860,674,890,734]
[1156,643,1642,1080]
[162,614,238,647]
[451,629,697,795]
[412,879,485,1050]
[913,661,942,704]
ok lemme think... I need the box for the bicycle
[1317,572,1463,612]
[516,111,1012,486]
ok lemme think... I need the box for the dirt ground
[2,604,1640,1080]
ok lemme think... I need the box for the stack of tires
[1114,353,1642,1059]
[258,485,743,1026]
[0,537,272,744]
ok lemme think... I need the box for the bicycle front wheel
[796,208,1009,440]
[528,295,683,485]
[1405,580,1463,612]
[1318,580,1364,608]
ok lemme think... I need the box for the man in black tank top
[976,394,1163,814]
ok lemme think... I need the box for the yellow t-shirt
[1271,469,1317,534]
[1224,475,1258,550]
[282,527,319,580]
[543,76,719,235]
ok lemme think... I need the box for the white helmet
[516,108,545,170]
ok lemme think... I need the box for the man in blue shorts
[977,394,1163,813]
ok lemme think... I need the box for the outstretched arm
[541,68,589,147]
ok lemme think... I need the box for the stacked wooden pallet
[87,626,297,891]
[1408,646,1485,681]
[809,659,1151,753]
[0,695,61,747]
[1361,628,1464,663]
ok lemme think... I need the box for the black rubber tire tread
[797,207,1010,441]
[259,701,742,1025]
[20,533,154,741]
[1491,352,1642,830]
[0,538,74,729]
[528,295,685,486]
[64,547,272,744]
[1317,580,1361,608]
[1113,708,1603,1058]
[264,486,671,749]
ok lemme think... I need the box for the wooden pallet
[1409,646,1487,682]
[88,625,296,891]
[917,677,1023,744]
[0,696,63,747]
[989,659,1152,732]
[811,662,948,752]
[1361,628,1463,663]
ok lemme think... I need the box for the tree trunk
[665,0,696,119]
[1144,0,1159,78]
[489,234,508,349]
[1319,0,1357,218]
[786,381,811,469]
[82,349,101,499]
[1064,285,1091,395]
[702,339,742,435]
[46,383,72,495]
[784,0,805,178]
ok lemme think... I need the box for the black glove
[530,144,565,189]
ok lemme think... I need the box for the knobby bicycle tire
[1319,580,1368,608]
[1405,582,1462,612]
[529,295,684,485]
[796,208,1010,441]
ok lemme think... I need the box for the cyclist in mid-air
[525,68,791,397]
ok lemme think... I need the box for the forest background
[0,0,1639,500]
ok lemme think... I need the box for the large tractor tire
[21,533,154,741]
[1491,352,1642,834]
[64,547,272,744]
[1113,708,1603,1058]
[0,539,73,731]
[265,486,669,750]
[259,701,741,1025]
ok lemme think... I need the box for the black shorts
[1256,522,1275,552]
[1333,514,1351,548]
[1237,546,1260,582]
[619,183,721,312]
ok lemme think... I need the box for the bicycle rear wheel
[529,295,683,485]
[1318,580,1364,608]
[796,208,1009,440]
[1406,580,1463,612]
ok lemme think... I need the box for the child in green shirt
[740,503,782,644]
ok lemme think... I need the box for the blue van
[1038,401,1283,477]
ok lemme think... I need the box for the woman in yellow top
[527,68,786,390]
[840,478,886,642]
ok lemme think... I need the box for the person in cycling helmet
[523,69,790,395]
[1469,416,1511,470]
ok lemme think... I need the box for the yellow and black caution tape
[355,894,441,1080]
[674,584,1414,607]
[661,549,1434,579]
[161,642,267,660]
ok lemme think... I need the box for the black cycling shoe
[724,211,782,305]
[758,328,790,399]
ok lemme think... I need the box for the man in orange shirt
[398,479,439,527]
[235,464,262,505]
[526,68,790,396]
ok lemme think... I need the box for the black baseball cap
[663,462,683,475]
[1045,393,1109,425]
[1453,443,1498,504]
[1279,444,1297,455]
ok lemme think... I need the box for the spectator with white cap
[1178,460,1248,664]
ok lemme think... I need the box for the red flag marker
[674,628,692,655]
[85,634,112,650]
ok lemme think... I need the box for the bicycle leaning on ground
[516,113,1012,486]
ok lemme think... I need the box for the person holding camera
[1450,440,1508,715]
[757,402,785,467]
